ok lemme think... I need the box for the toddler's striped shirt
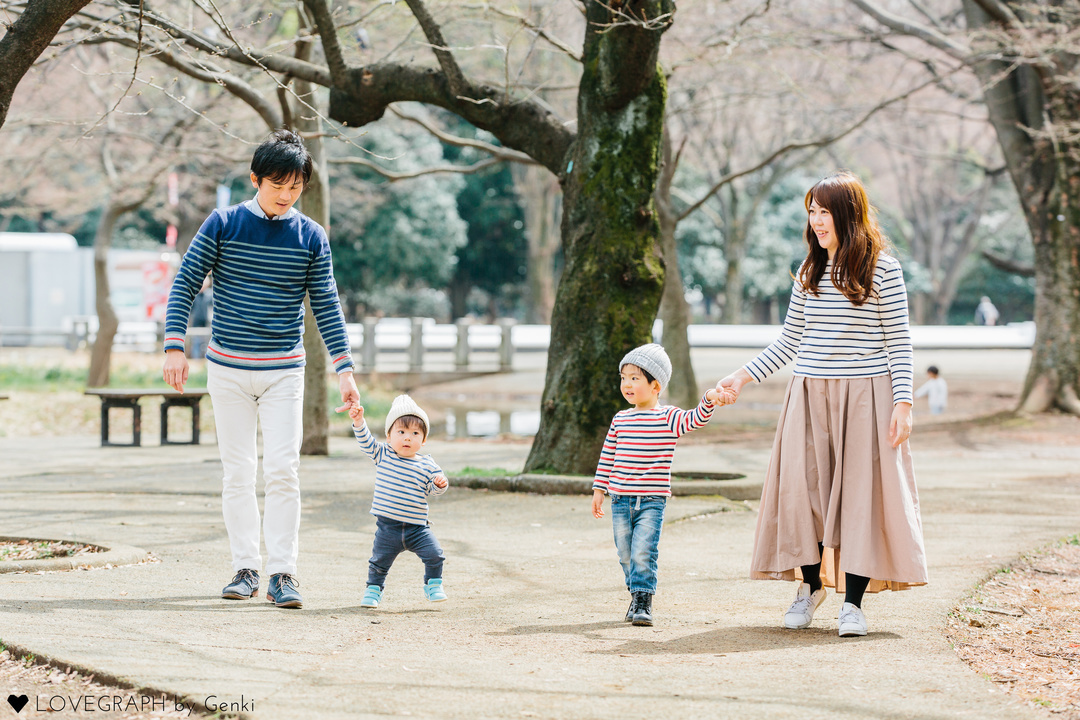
[744,254,914,404]
[354,422,446,526]
[593,394,716,497]
[164,199,353,373]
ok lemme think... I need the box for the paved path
[1,406,1079,719]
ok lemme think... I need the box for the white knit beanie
[384,394,430,437]
[620,343,672,391]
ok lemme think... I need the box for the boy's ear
[651,380,663,392]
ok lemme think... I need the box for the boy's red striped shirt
[593,394,715,497]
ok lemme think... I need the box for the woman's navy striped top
[744,254,914,404]
[163,200,353,373]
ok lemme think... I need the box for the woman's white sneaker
[783,583,827,629]
[838,602,868,637]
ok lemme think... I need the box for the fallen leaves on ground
[947,539,1080,717]
[0,540,101,561]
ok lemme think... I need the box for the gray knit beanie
[384,394,430,437]
[620,343,672,391]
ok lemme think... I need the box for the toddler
[591,343,734,626]
[914,365,948,414]
[350,394,448,608]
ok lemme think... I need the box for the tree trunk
[655,124,699,410]
[512,163,561,324]
[88,203,124,387]
[295,84,332,455]
[962,1,1080,414]
[721,218,747,324]
[448,279,469,320]
[524,2,673,474]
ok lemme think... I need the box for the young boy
[591,343,734,626]
[349,394,449,608]
[914,365,948,415]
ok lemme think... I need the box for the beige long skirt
[749,375,928,592]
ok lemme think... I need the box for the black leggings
[800,544,871,608]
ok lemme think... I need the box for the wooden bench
[84,389,209,447]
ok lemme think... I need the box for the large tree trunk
[524,2,673,474]
[295,83,332,455]
[512,163,561,324]
[88,202,125,387]
[655,125,699,410]
[0,0,93,129]
[962,1,1080,414]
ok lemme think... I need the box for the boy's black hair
[251,129,313,187]
[388,414,427,439]
[622,364,657,386]
[927,365,939,375]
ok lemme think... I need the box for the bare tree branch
[464,3,582,62]
[389,105,538,164]
[0,0,95,128]
[302,0,348,88]
[982,249,1034,277]
[676,77,941,222]
[846,0,969,59]
[329,155,503,180]
[969,0,1023,30]
[403,0,468,98]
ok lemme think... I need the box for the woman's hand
[889,402,913,448]
[716,367,754,401]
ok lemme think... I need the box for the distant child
[914,365,948,415]
[349,394,449,608]
[591,343,735,626]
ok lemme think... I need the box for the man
[974,296,1000,326]
[162,129,359,609]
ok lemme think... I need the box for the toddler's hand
[433,475,448,489]
[591,489,605,519]
[717,388,738,406]
[348,405,365,425]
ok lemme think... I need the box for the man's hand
[591,489,605,519]
[433,475,448,489]
[163,349,189,393]
[348,405,365,427]
[334,370,360,413]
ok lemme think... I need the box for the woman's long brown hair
[796,172,889,306]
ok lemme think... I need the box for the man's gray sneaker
[267,573,303,609]
[221,569,259,600]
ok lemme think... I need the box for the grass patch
[0,364,207,391]
[457,466,520,477]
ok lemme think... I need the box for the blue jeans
[611,495,667,595]
[368,516,445,589]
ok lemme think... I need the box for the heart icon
[7,694,29,713]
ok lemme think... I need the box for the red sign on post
[143,260,172,321]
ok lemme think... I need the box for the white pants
[207,362,305,576]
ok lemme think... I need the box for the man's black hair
[251,129,313,187]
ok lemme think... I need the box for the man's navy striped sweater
[164,201,354,373]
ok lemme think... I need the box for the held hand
[889,402,913,448]
[162,349,189,393]
[348,405,366,426]
[591,489,605,519]
[334,370,360,413]
[715,367,753,403]
[433,475,448,489]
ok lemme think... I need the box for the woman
[719,171,927,637]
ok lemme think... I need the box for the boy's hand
[348,405,365,426]
[591,489,605,519]
[716,388,738,406]
[433,474,448,489]
[705,387,719,404]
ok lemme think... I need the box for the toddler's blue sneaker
[424,578,447,602]
[361,585,382,608]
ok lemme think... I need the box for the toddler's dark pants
[368,515,445,588]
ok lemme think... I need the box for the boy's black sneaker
[632,592,653,626]
[625,592,640,622]
[221,568,259,600]
[267,573,303,608]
